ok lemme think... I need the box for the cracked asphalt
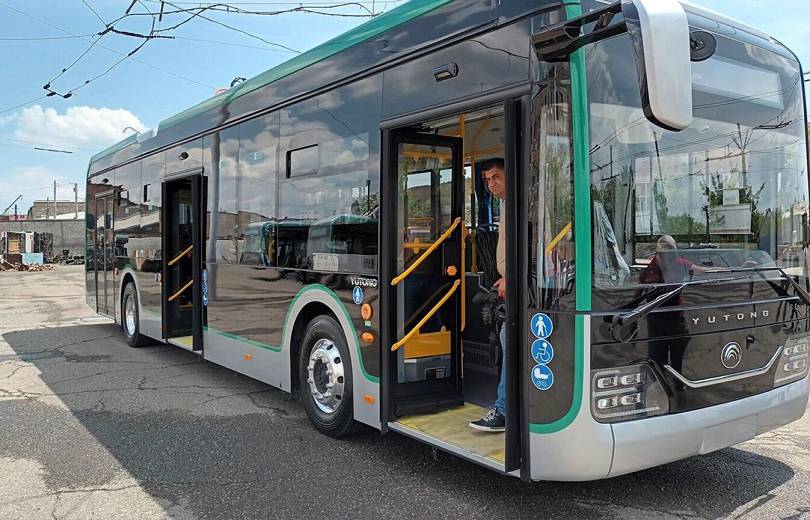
[1,266,809,520]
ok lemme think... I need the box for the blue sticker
[531,339,554,365]
[530,313,553,339]
[352,286,364,305]
[531,364,554,391]
[202,268,209,307]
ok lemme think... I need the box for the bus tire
[299,315,356,438]
[121,283,148,348]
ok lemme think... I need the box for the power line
[154,1,301,52]
[0,138,94,151]
[0,96,48,116]
[0,0,215,92]
[174,35,296,52]
[142,0,402,6]
[0,34,96,41]
[79,0,107,26]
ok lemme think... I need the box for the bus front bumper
[608,375,810,478]
[528,375,809,481]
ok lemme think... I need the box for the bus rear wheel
[122,283,148,348]
[299,315,356,437]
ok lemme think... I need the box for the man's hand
[494,278,505,299]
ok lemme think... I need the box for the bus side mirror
[622,0,693,131]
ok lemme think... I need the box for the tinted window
[113,161,141,261]
[278,77,381,273]
[204,127,240,263]
[238,113,279,266]
[587,32,808,301]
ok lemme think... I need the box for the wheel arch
[288,301,337,393]
[281,284,380,429]
[116,267,139,326]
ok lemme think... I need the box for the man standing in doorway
[470,158,508,432]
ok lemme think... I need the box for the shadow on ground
[0,323,796,520]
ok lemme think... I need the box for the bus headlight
[591,364,669,423]
[774,336,809,387]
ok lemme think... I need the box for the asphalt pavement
[0,266,808,519]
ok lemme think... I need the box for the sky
[0,0,808,215]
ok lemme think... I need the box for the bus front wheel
[299,315,356,437]
[122,283,148,348]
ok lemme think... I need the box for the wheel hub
[124,294,136,336]
[306,339,345,414]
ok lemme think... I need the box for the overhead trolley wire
[0,0,216,94]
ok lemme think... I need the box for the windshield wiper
[611,282,688,342]
[707,266,810,306]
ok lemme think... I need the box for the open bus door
[382,100,525,475]
[161,174,204,351]
[382,130,466,416]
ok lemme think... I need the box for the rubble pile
[0,260,56,272]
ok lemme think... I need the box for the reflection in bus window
[588,31,809,297]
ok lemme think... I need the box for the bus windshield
[588,23,809,295]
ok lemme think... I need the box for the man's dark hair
[480,157,505,173]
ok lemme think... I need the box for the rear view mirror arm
[531,2,625,62]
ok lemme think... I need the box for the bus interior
[388,104,509,466]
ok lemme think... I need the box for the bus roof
[89,0,453,167]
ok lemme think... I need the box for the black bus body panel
[592,286,810,414]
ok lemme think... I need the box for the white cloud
[12,105,146,151]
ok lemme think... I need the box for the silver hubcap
[306,339,345,414]
[124,294,136,336]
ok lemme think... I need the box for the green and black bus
[86,0,810,481]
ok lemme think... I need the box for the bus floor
[395,368,504,465]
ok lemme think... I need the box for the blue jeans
[494,324,507,416]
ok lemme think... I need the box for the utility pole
[53,180,57,220]
[73,183,78,219]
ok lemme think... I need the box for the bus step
[395,393,464,417]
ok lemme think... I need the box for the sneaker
[469,408,505,432]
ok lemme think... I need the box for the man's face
[482,166,505,199]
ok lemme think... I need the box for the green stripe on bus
[204,283,379,383]
[530,0,589,435]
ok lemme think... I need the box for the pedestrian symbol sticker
[531,364,554,391]
[352,286,364,305]
[531,339,554,365]
[530,313,553,339]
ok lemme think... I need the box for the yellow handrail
[392,217,462,286]
[168,279,193,302]
[168,244,193,267]
[545,222,573,254]
[391,279,461,352]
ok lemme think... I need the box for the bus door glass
[388,132,465,415]
[95,194,114,316]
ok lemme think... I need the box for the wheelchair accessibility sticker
[531,364,554,391]
[530,313,553,339]
[352,286,364,305]
[531,339,554,365]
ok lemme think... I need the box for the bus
[85,0,810,481]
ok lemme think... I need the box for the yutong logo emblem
[721,342,743,369]
[692,310,769,327]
